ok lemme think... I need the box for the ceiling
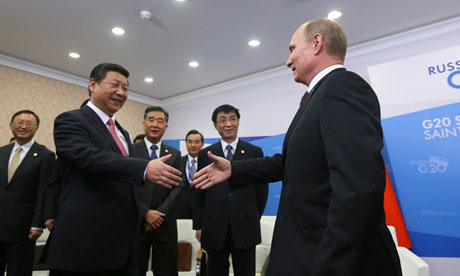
[1,0,459,100]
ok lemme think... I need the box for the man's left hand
[29,229,43,240]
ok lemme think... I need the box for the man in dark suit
[133,106,186,276]
[45,63,182,275]
[193,18,402,276]
[176,129,204,219]
[193,104,268,276]
[0,110,55,275]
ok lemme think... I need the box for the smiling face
[285,26,317,86]
[143,111,168,144]
[89,71,128,117]
[214,111,239,143]
[10,113,38,145]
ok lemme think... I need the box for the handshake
[145,151,232,190]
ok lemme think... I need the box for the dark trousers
[0,238,36,276]
[136,234,178,276]
[206,226,255,276]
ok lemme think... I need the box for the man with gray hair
[193,18,402,275]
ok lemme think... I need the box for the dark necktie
[225,145,233,161]
[107,119,128,156]
[150,145,158,160]
[300,89,309,106]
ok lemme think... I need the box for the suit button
[228,193,232,196]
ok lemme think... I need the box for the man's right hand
[44,218,55,231]
[145,210,165,229]
[193,151,232,189]
[195,229,202,242]
[146,154,182,189]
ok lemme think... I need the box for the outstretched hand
[146,154,182,189]
[192,151,232,189]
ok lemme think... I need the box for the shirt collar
[144,137,162,152]
[87,101,116,125]
[307,64,345,93]
[221,137,239,153]
[13,139,35,152]
[188,154,198,163]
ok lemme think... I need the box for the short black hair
[88,63,130,96]
[11,110,40,126]
[211,104,240,123]
[144,106,169,123]
[185,129,204,142]
[133,134,145,143]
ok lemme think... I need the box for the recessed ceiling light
[248,40,260,47]
[188,61,199,68]
[69,52,80,59]
[112,27,126,36]
[144,77,154,83]
[327,10,342,20]
[176,0,187,2]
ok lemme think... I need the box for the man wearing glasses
[0,110,55,275]
[193,104,268,276]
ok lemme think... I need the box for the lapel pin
[165,149,169,153]
[241,150,245,154]
[33,153,38,157]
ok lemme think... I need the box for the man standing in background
[176,129,204,220]
[46,63,182,275]
[133,106,186,276]
[0,110,55,275]
[193,104,268,276]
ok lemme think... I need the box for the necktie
[300,89,309,106]
[150,145,158,160]
[107,119,128,156]
[189,159,197,185]
[225,145,233,161]
[8,146,22,182]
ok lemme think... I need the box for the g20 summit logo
[447,70,460,89]
[427,61,460,89]
[410,156,449,174]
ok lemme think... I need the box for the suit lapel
[81,106,122,155]
[213,142,225,158]
[282,69,344,168]
[8,142,40,185]
[232,140,246,161]
[136,141,151,160]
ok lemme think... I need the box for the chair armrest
[398,247,429,276]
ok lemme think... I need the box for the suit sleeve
[157,151,188,219]
[32,150,56,228]
[311,73,386,275]
[54,111,148,185]
[230,154,283,189]
[42,158,61,222]
[192,149,209,230]
[253,147,269,216]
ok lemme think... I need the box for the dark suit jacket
[132,141,186,242]
[46,106,149,271]
[0,142,55,242]
[194,140,268,250]
[175,155,196,219]
[231,69,402,276]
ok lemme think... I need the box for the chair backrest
[177,219,201,273]
[387,225,399,247]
